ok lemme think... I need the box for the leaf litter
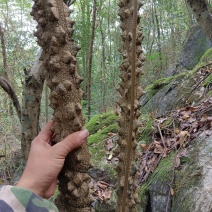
[90,97,212,204]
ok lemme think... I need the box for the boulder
[178,25,212,70]
[141,48,212,117]
[139,134,212,212]
[172,134,212,212]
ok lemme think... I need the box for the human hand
[16,120,89,199]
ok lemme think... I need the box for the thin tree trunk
[0,23,9,80]
[21,53,45,162]
[87,0,97,120]
[100,23,107,112]
[116,0,145,211]
[153,2,163,73]
[0,76,21,121]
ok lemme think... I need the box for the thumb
[53,129,89,157]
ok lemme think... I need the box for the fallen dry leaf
[200,114,208,122]
[154,144,164,154]
[170,187,175,196]
[178,131,190,146]
[175,156,181,168]
[182,114,190,120]
[102,189,112,201]
[105,139,114,151]
[140,143,148,151]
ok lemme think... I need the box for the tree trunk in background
[186,0,212,41]
[100,23,107,112]
[87,0,97,120]
[1,21,45,161]
[0,23,9,80]
[21,53,45,162]
[153,2,163,73]
[0,22,14,117]
[116,0,145,211]
[0,76,21,121]
[31,0,93,210]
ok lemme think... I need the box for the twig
[157,123,167,150]
[184,71,212,104]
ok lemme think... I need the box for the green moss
[86,112,118,135]
[145,77,174,91]
[138,114,154,145]
[203,73,212,87]
[138,153,175,211]
[88,123,118,145]
[172,143,202,212]
[144,73,187,100]
[199,48,212,64]
[88,123,118,162]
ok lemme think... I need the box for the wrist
[16,179,44,198]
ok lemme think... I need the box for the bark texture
[87,0,97,120]
[186,0,212,41]
[0,76,21,121]
[115,0,145,211]
[31,0,93,211]
[21,53,45,161]
[0,23,9,79]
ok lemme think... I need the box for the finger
[37,120,54,143]
[53,129,89,157]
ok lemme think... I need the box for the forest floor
[0,116,21,184]
[89,97,212,208]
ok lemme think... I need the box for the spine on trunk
[31,0,93,211]
[115,0,145,211]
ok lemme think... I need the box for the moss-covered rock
[86,112,118,135]
[140,54,212,117]
[199,48,212,64]
[138,134,212,212]
[138,153,175,212]
[85,112,118,164]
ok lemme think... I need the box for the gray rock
[148,182,171,212]
[140,72,201,117]
[178,25,212,70]
[172,134,212,212]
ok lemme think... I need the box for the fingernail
[79,129,89,141]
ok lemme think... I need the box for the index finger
[37,120,54,142]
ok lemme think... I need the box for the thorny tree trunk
[186,0,212,41]
[116,0,144,211]
[21,53,45,162]
[31,0,93,211]
[87,0,97,120]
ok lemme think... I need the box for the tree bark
[100,22,107,112]
[153,2,163,73]
[31,0,93,210]
[186,0,212,41]
[0,23,9,79]
[116,0,145,211]
[87,0,97,120]
[21,53,45,162]
[0,76,21,121]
